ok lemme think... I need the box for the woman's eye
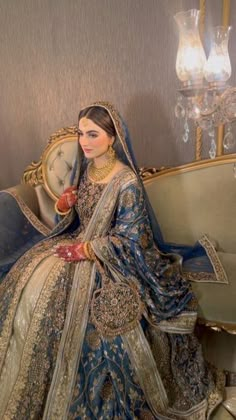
[89,133,98,139]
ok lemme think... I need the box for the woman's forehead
[79,117,100,131]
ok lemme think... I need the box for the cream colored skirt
[0,255,59,417]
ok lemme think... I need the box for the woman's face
[78,117,113,159]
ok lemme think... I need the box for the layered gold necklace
[88,153,116,182]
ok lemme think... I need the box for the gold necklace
[88,156,116,182]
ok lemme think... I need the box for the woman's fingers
[53,243,86,262]
[56,187,78,212]
[54,245,70,258]
[65,191,78,207]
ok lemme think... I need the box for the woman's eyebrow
[78,129,99,134]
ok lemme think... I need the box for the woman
[0,102,223,419]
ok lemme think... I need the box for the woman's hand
[54,243,87,262]
[56,186,78,213]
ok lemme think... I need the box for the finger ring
[67,252,72,257]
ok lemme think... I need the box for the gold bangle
[87,242,96,260]
[54,201,71,216]
[83,241,96,260]
[83,242,90,259]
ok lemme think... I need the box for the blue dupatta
[91,102,227,284]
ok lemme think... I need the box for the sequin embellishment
[91,277,144,337]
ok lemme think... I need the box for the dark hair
[78,106,116,138]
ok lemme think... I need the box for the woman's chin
[84,152,94,158]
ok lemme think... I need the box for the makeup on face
[78,118,113,161]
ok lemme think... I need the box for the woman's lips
[83,148,93,153]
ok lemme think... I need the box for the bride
[0,102,223,419]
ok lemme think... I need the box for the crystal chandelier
[174,9,236,158]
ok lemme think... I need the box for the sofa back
[23,126,81,200]
[144,155,236,253]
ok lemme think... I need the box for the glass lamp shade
[204,26,232,84]
[174,9,207,85]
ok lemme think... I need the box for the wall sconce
[174,9,236,158]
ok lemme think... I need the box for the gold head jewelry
[88,145,116,182]
[80,117,90,127]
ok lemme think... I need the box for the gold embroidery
[123,325,168,416]
[100,379,114,401]
[0,236,70,370]
[140,233,149,249]
[43,262,96,419]
[91,279,144,337]
[87,170,135,240]
[145,327,211,419]
[75,173,105,229]
[156,312,197,334]
[199,235,228,284]
[0,246,55,369]
[207,368,225,419]
[3,190,50,236]
[86,330,101,350]
[138,410,155,420]
[146,328,176,407]
[120,190,136,208]
[3,260,66,418]
[167,398,208,419]
[184,271,218,282]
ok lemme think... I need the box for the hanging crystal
[185,98,200,120]
[175,96,185,118]
[208,127,215,139]
[197,117,213,131]
[223,125,235,150]
[182,118,190,142]
[209,136,217,159]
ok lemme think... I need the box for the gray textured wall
[0,0,235,189]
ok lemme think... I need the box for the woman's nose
[79,136,88,146]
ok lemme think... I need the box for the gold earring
[108,144,115,159]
